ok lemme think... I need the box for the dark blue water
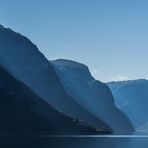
[0,135,148,148]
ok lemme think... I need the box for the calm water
[0,135,148,148]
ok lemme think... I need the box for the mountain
[107,79,148,129]
[0,25,110,131]
[0,25,134,133]
[0,65,101,135]
[51,59,134,133]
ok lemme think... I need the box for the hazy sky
[0,0,148,82]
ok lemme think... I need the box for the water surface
[0,135,148,148]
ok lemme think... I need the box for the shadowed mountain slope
[0,65,100,135]
[0,25,110,131]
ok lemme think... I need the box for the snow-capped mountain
[0,65,99,135]
[107,79,148,129]
[51,59,134,133]
[0,25,110,131]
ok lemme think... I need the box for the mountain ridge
[0,64,103,135]
[107,79,148,129]
[0,25,134,133]
[0,25,111,131]
[52,59,134,133]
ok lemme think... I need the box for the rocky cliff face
[52,59,134,133]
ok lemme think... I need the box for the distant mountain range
[107,79,148,130]
[0,25,134,134]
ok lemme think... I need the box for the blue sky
[0,0,148,82]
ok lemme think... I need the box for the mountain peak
[52,59,88,70]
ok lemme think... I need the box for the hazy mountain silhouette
[51,59,134,133]
[107,79,148,130]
